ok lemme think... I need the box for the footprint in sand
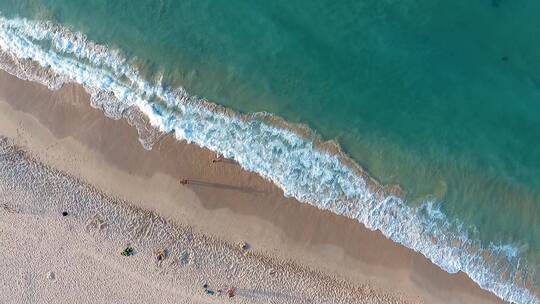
[180,251,191,266]
[85,215,108,233]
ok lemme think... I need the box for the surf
[0,15,536,303]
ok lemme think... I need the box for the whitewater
[0,15,536,303]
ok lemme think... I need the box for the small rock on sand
[155,248,168,266]
[47,271,56,281]
[240,241,250,251]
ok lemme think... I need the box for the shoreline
[0,70,505,303]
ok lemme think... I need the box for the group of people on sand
[203,283,236,298]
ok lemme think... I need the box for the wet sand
[0,70,505,303]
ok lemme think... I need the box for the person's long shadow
[181,179,264,194]
[212,158,237,165]
[235,288,312,302]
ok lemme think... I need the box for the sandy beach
[0,70,505,303]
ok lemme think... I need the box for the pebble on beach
[47,271,56,281]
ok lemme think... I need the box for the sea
[0,1,538,302]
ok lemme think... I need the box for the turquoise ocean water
[0,1,539,302]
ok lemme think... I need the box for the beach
[0,70,505,303]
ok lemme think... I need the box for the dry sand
[0,70,505,303]
[0,137,392,304]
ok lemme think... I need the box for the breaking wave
[0,15,536,303]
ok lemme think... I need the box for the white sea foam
[0,15,536,303]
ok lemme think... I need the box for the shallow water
[0,1,539,302]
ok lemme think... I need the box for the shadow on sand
[180,179,265,194]
[235,288,312,302]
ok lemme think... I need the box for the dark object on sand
[47,271,56,281]
[241,241,250,251]
[61,211,68,217]
[212,156,236,165]
[121,246,135,256]
[155,248,168,265]
[180,179,189,185]
[206,289,215,296]
[203,283,209,289]
[212,156,223,163]
[227,287,236,298]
